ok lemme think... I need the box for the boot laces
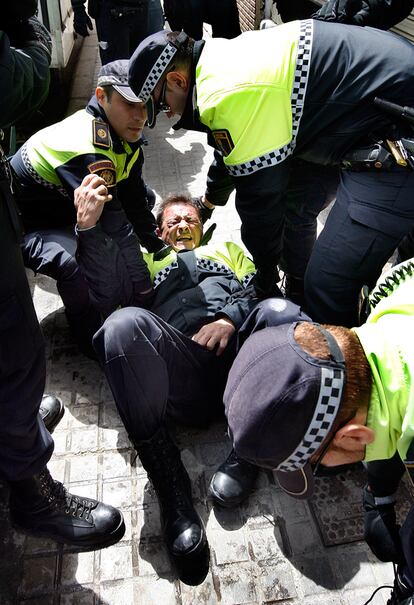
[143,437,190,510]
[40,469,96,520]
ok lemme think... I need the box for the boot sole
[12,515,126,552]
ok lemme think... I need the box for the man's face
[159,203,203,251]
[97,88,147,142]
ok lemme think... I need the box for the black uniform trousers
[22,230,102,353]
[281,159,338,279]
[95,0,150,64]
[305,164,414,327]
[0,180,53,482]
[165,0,241,40]
[93,298,309,443]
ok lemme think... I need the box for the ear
[95,86,106,107]
[155,226,161,237]
[334,423,375,451]
[166,70,189,92]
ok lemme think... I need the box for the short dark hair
[99,85,114,101]
[294,322,372,434]
[155,194,201,229]
[165,31,195,73]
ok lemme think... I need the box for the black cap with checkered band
[224,322,346,499]
[128,30,188,128]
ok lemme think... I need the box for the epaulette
[92,119,111,149]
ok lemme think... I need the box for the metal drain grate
[309,465,412,547]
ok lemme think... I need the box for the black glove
[192,196,214,223]
[72,3,93,37]
[5,17,52,62]
[313,0,362,22]
[363,485,403,564]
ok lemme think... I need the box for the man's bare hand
[74,174,113,230]
[192,317,236,356]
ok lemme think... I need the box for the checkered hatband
[277,366,344,472]
[97,74,129,87]
[139,44,178,102]
[227,19,313,178]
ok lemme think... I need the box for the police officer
[128,24,414,328]
[223,257,414,605]
[11,59,162,355]
[268,0,414,303]
[71,0,163,65]
[0,1,125,551]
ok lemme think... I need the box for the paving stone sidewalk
[0,32,397,605]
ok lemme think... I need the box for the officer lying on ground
[73,173,310,584]
[11,59,163,356]
[128,21,414,328]
[224,258,414,605]
[0,1,125,554]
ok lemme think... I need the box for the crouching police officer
[11,59,162,356]
[224,258,414,604]
[0,1,125,550]
[128,21,414,327]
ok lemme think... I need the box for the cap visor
[274,464,315,500]
[113,85,142,103]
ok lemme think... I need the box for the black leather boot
[209,449,259,508]
[135,427,209,585]
[39,394,64,433]
[9,467,125,550]
[283,273,306,307]
[363,485,403,563]
[65,306,101,360]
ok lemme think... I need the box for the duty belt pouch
[341,142,394,171]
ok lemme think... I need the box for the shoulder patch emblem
[87,160,116,187]
[212,129,234,157]
[92,119,111,148]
